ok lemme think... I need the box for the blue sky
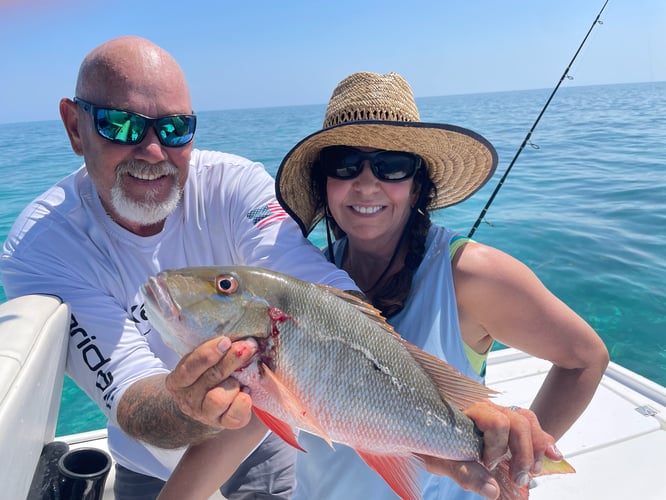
[1,0,664,124]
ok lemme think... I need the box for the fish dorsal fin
[405,342,497,409]
[355,450,423,500]
[317,284,401,331]
[258,362,334,448]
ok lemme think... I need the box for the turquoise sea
[0,82,664,436]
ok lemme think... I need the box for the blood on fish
[268,306,293,338]
[268,307,289,320]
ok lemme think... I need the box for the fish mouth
[141,274,181,322]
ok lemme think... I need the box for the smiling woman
[271,70,610,500]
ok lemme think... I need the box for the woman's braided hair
[312,160,435,318]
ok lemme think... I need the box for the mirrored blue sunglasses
[74,97,196,147]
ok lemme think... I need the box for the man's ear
[59,98,85,156]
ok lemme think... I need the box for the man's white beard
[110,161,182,226]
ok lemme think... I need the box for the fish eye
[215,274,239,294]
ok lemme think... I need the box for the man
[1,36,355,499]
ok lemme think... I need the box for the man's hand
[166,336,258,430]
[419,401,563,499]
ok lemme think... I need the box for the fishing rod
[468,0,610,238]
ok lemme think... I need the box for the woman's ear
[59,98,85,156]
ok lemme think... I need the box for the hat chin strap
[325,208,336,265]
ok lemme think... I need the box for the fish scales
[268,296,480,458]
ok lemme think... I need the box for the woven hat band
[322,72,420,128]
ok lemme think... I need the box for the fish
[141,265,574,500]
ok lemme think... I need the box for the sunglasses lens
[95,109,146,145]
[156,115,197,147]
[374,152,418,181]
[320,146,359,179]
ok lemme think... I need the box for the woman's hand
[419,401,563,499]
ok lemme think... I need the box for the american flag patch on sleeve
[246,201,288,228]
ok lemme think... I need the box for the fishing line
[468,0,610,238]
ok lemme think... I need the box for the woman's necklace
[346,243,403,296]
[342,210,414,296]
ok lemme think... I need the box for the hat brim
[276,120,498,236]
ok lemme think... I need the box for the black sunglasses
[73,97,197,147]
[320,145,421,182]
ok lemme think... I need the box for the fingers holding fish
[167,336,233,389]
[508,406,563,476]
[165,336,231,421]
[465,401,560,487]
[198,338,258,428]
[165,335,258,428]
[462,401,512,470]
[462,401,533,486]
[200,337,258,389]
[203,383,253,428]
[503,406,537,486]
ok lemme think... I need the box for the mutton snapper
[142,266,573,500]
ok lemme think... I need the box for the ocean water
[0,82,664,436]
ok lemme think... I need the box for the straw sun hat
[275,72,498,236]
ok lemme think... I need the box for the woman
[273,72,609,499]
[158,73,608,500]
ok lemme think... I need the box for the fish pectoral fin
[252,406,305,452]
[405,342,497,409]
[355,450,422,500]
[259,362,334,448]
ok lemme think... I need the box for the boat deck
[486,348,666,499]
